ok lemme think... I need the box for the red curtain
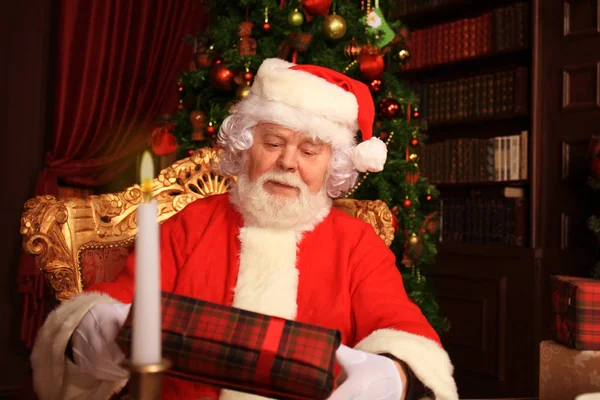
[19,0,207,348]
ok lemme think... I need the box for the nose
[277,146,298,172]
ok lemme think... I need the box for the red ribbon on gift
[256,317,285,381]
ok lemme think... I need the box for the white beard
[229,170,332,232]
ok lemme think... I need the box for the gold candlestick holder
[124,358,172,400]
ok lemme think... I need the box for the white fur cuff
[30,292,128,400]
[355,329,459,400]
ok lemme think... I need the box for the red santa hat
[236,58,387,172]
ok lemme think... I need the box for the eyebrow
[260,125,286,137]
[260,126,323,145]
[262,130,285,138]
[300,138,323,146]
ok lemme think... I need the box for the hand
[71,302,131,381]
[327,344,404,400]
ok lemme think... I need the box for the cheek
[301,161,329,193]
[247,148,278,181]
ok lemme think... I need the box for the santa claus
[30,58,458,400]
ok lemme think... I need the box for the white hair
[216,96,359,198]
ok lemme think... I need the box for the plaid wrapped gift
[551,275,600,350]
[117,292,341,400]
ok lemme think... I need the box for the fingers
[335,344,367,366]
[71,302,131,382]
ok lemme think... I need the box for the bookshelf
[395,0,538,397]
[402,0,532,250]
[396,0,600,397]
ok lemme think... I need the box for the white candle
[132,151,162,366]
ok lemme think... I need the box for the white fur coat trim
[220,226,300,400]
[30,292,127,400]
[231,226,299,320]
[355,328,459,400]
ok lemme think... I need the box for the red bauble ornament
[235,69,255,86]
[391,214,399,233]
[302,0,332,16]
[205,124,217,136]
[210,63,234,91]
[177,103,184,111]
[262,22,271,31]
[591,156,600,179]
[379,98,401,119]
[412,106,421,119]
[410,137,419,147]
[359,46,385,81]
[380,131,389,140]
[402,198,412,209]
[369,79,383,94]
[425,194,433,202]
[151,127,177,156]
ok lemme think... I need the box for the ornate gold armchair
[21,148,395,302]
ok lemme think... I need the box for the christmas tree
[156,0,447,332]
[589,136,600,278]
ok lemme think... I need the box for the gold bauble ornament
[409,233,419,246]
[398,48,411,64]
[236,83,252,99]
[288,8,304,26]
[323,13,347,40]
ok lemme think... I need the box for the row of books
[408,67,528,124]
[401,2,530,70]
[440,187,526,245]
[421,131,528,184]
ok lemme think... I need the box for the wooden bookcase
[395,0,600,397]
[392,0,540,397]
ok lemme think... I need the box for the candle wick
[141,179,153,202]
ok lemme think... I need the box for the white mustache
[259,171,306,190]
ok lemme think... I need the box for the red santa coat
[31,193,458,400]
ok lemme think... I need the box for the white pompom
[351,137,388,172]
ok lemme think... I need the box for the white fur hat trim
[235,93,357,149]
[250,58,358,147]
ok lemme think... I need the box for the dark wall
[0,0,54,390]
